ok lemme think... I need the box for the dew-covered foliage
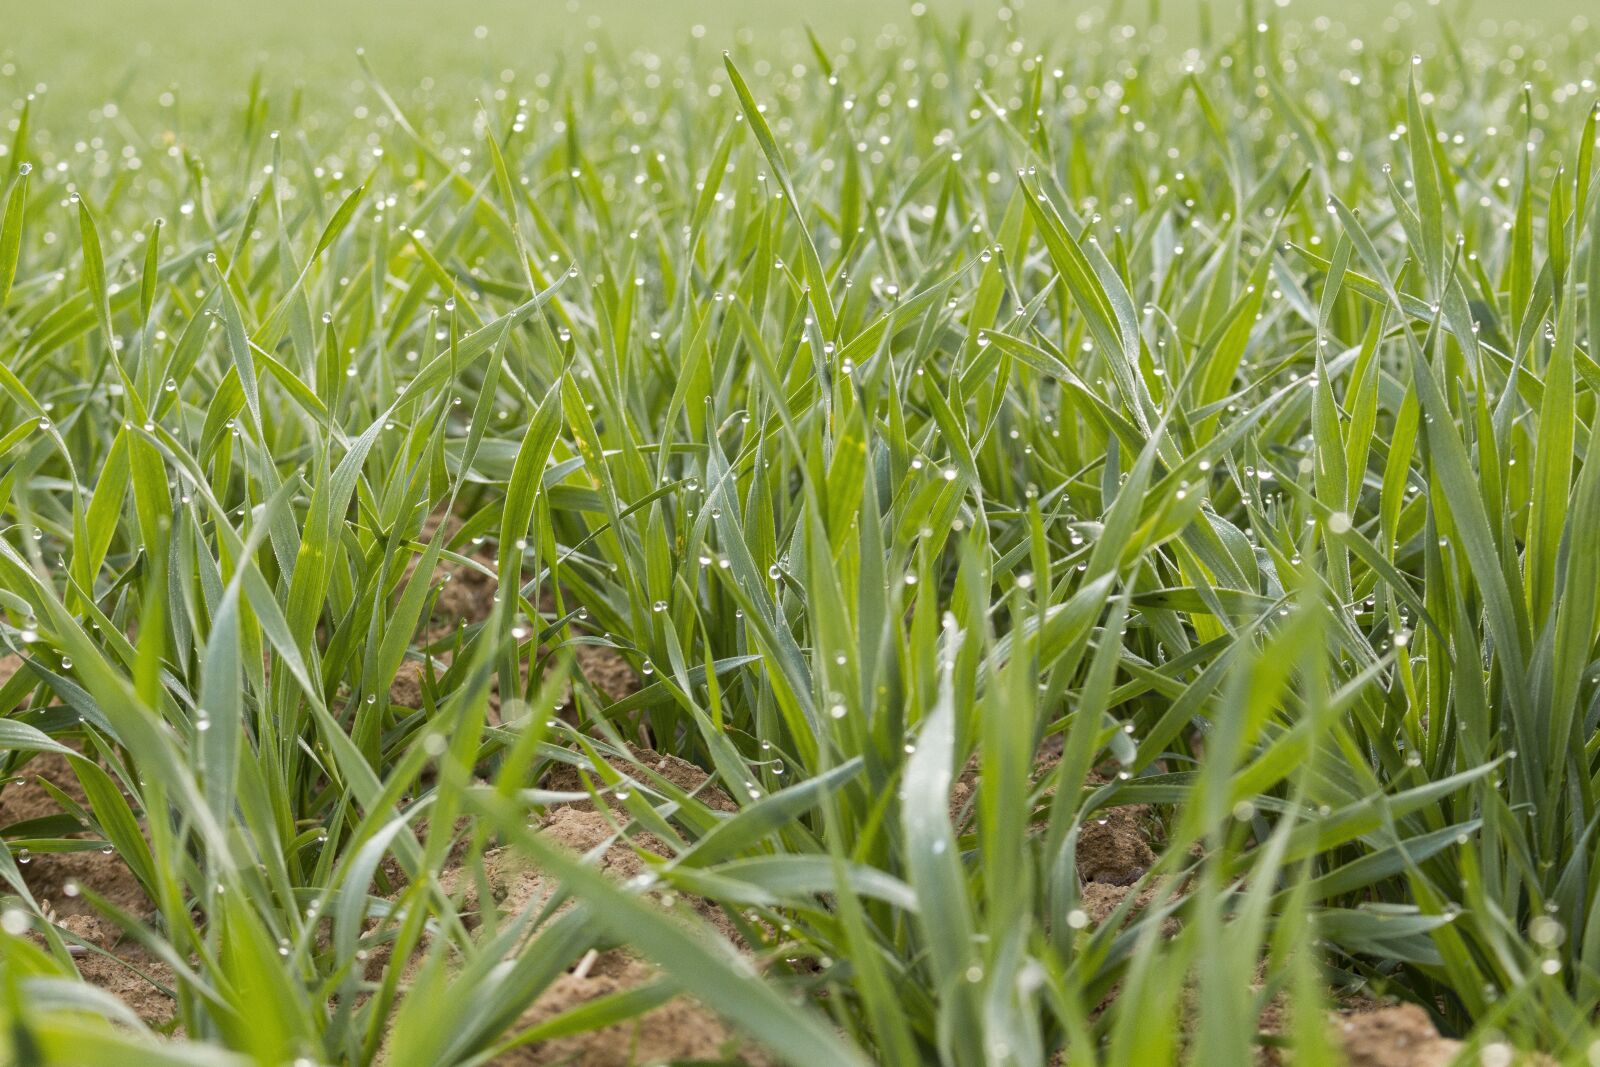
[3,4,1600,1064]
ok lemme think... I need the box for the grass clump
[4,4,1600,1064]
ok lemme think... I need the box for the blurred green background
[4,0,1594,119]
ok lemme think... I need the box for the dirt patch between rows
[388,642,640,720]
[1077,806,1157,887]
[407,746,765,1064]
[498,952,763,1066]
[542,743,740,815]
[1,751,146,917]
[950,752,1160,899]
[0,746,175,1025]
[397,510,641,718]
[441,804,739,947]
[50,913,178,1026]
[1334,1002,1461,1066]
[463,808,767,1065]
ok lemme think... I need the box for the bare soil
[414,745,765,1065]
[0,652,26,697]
[397,511,641,719]
[542,743,739,814]
[1335,1002,1462,1067]
[493,952,764,1066]
[0,745,176,1025]
[1076,805,1157,886]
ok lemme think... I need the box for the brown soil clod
[432,562,499,632]
[1334,1003,1462,1067]
[541,744,737,814]
[493,953,767,1066]
[570,643,640,705]
[1076,806,1156,886]
[948,754,1156,888]
[389,660,430,709]
[416,509,498,638]
[1079,882,1141,926]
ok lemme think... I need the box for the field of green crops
[5,1,1600,1064]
